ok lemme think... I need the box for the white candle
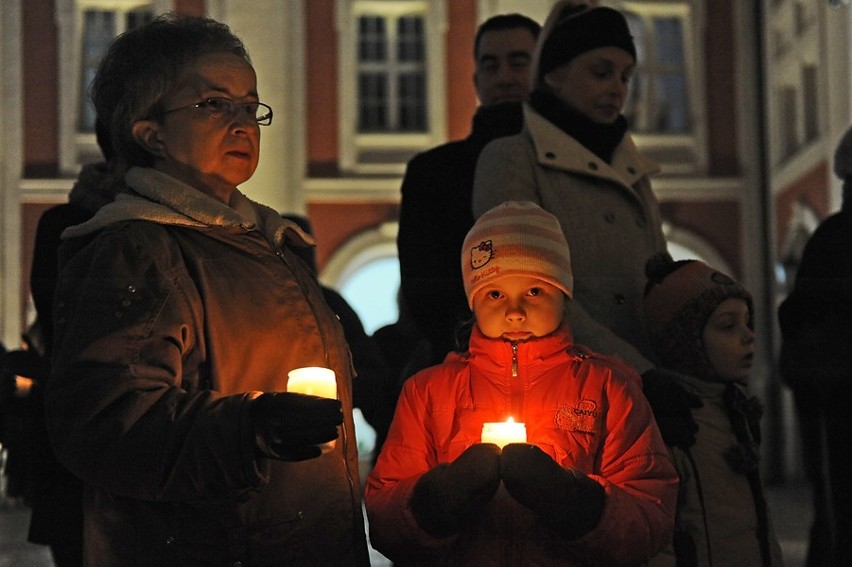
[287,367,337,399]
[481,417,527,448]
[287,367,338,453]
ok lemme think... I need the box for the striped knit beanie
[644,253,753,381]
[462,201,573,308]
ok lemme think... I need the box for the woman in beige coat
[472,2,699,450]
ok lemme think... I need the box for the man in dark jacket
[397,13,540,368]
[778,126,852,567]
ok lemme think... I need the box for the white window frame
[56,0,168,176]
[336,0,447,175]
[605,0,707,175]
[765,0,822,168]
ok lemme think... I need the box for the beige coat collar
[523,103,660,189]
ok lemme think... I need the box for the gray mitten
[409,443,501,538]
[251,392,342,461]
[501,443,604,540]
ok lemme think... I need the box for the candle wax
[287,366,337,399]
[481,418,527,448]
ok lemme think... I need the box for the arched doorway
[320,222,400,335]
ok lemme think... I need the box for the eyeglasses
[158,97,273,126]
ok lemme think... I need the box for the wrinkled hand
[642,368,703,449]
[501,443,604,540]
[250,392,342,461]
[410,443,501,538]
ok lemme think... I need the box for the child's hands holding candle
[501,443,605,540]
[409,444,502,538]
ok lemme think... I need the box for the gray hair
[91,13,251,167]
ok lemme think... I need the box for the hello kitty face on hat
[470,240,494,269]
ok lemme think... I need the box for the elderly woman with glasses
[45,14,370,567]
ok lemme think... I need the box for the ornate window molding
[336,0,447,175]
[55,0,166,175]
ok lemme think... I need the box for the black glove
[3,348,49,381]
[1,348,45,407]
[250,392,343,461]
[501,443,604,540]
[409,443,501,538]
[0,369,15,408]
[641,368,703,449]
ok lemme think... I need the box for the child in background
[366,201,677,566]
[644,253,784,566]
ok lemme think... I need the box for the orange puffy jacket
[366,324,677,566]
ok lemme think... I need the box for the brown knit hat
[533,1,637,86]
[462,201,573,308]
[644,253,753,380]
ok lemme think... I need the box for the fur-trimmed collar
[61,167,314,249]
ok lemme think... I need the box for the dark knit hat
[644,253,753,381]
[462,201,573,308]
[534,1,637,85]
[833,126,852,210]
[834,125,852,180]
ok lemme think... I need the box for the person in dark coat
[23,157,124,567]
[396,13,540,368]
[2,114,124,566]
[778,125,852,567]
[45,15,369,566]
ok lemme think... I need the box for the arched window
[320,222,400,335]
[663,221,733,275]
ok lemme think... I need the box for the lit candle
[287,367,339,453]
[287,366,337,399]
[481,417,527,448]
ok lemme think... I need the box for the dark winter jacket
[46,167,370,567]
[26,162,121,550]
[366,324,677,566]
[778,209,852,395]
[397,102,524,362]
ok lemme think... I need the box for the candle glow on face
[287,366,337,399]
[481,417,527,448]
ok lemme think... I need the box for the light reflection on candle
[481,417,527,448]
[287,366,337,399]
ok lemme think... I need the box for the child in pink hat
[366,201,677,566]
